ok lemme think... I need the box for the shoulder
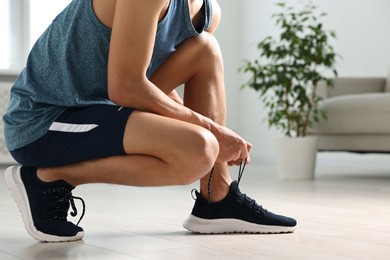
[93,0,170,28]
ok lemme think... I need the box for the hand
[213,125,252,166]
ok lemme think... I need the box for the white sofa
[308,73,390,152]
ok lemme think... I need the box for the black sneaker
[4,166,85,242]
[183,162,297,234]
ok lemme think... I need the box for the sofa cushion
[310,93,390,134]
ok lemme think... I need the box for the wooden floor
[1,152,390,260]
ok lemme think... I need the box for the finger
[229,158,242,166]
[245,155,251,164]
[240,144,249,159]
[227,161,240,166]
[231,149,241,162]
[246,141,252,153]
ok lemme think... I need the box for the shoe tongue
[230,180,242,195]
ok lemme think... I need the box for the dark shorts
[11,104,134,168]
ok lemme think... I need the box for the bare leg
[149,32,232,201]
[38,111,219,187]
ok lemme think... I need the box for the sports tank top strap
[203,0,213,31]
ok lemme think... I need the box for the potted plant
[240,1,339,179]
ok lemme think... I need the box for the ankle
[37,168,65,183]
[200,165,232,202]
[200,181,230,203]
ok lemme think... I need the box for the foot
[183,180,297,234]
[4,166,85,242]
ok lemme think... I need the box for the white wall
[214,0,242,132]
[216,0,390,162]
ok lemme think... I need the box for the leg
[6,107,219,243]
[39,111,219,187]
[149,32,231,201]
[148,33,297,234]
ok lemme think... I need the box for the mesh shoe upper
[19,167,84,238]
[5,166,85,242]
[190,180,297,227]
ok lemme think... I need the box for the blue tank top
[3,0,213,151]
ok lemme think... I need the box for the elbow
[108,86,125,106]
[108,76,123,105]
[108,89,128,107]
[107,77,146,107]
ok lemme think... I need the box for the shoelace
[236,190,267,214]
[237,158,247,186]
[207,167,215,204]
[207,159,267,213]
[236,159,267,214]
[70,196,86,225]
[44,187,86,225]
[207,159,247,204]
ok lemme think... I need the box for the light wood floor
[1,153,390,260]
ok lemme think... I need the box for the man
[3,0,296,242]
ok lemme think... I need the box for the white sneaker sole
[183,214,296,234]
[4,166,84,242]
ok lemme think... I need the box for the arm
[108,0,213,129]
[168,90,184,105]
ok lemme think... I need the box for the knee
[190,128,219,170]
[196,32,223,65]
[175,128,219,186]
[183,32,223,69]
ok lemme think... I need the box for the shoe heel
[4,166,40,240]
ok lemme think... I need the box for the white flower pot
[274,136,318,180]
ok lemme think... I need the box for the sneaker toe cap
[264,211,297,227]
[37,220,84,237]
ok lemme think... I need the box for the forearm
[167,89,183,105]
[108,78,215,131]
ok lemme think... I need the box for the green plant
[240,1,339,137]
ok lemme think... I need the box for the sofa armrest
[385,67,390,92]
[318,77,386,98]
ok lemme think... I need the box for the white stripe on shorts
[49,122,98,133]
